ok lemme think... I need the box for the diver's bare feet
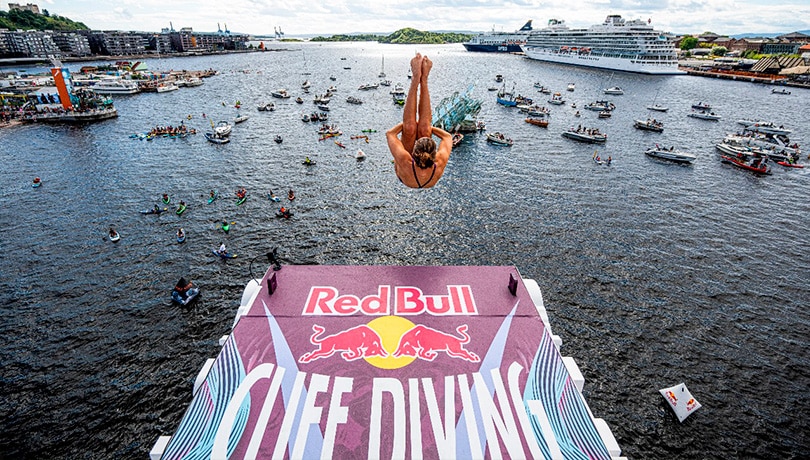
[421,55,432,83]
[411,53,423,81]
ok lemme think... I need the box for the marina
[1,42,809,459]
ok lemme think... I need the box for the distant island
[0,8,88,31]
[311,28,472,44]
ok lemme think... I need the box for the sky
[10,0,810,37]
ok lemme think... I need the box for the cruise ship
[521,15,683,74]
[462,20,533,53]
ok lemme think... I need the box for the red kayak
[777,161,804,168]
[720,155,772,174]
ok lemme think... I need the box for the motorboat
[184,77,203,87]
[486,132,513,146]
[205,132,230,144]
[214,121,232,136]
[646,104,668,112]
[547,92,565,105]
[645,146,697,164]
[603,86,624,95]
[452,133,464,147]
[691,102,712,110]
[634,119,664,132]
[301,80,311,89]
[736,120,791,136]
[156,83,179,93]
[271,89,290,98]
[90,79,141,95]
[346,96,363,105]
[720,154,772,174]
[525,117,549,128]
[257,102,275,111]
[584,100,615,111]
[562,127,607,143]
[598,110,612,118]
[356,149,366,160]
[567,83,575,91]
[358,83,379,90]
[771,88,791,95]
[234,114,249,124]
[688,111,721,121]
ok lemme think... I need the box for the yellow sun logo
[364,316,417,369]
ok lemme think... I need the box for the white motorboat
[214,121,232,137]
[603,86,624,95]
[358,83,379,90]
[645,146,697,164]
[271,89,290,98]
[156,83,179,93]
[234,114,249,124]
[91,79,141,95]
[647,104,668,112]
[688,111,721,121]
[184,77,203,87]
[562,127,607,143]
[634,119,664,132]
[736,120,791,136]
[567,83,575,91]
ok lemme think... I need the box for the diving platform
[152,265,622,459]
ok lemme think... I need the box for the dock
[151,265,623,459]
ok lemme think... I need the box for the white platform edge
[149,435,171,460]
[193,358,215,395]
[232,278,263,329]
[524,277,621,458]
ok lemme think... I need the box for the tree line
[0,9,89,31]
[311,28,471,44]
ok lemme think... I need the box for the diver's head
[412,137,437,169]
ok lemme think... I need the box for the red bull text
[303,285,478,316]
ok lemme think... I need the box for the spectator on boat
[387,53,452,189]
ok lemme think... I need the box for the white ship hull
[522,47,683,74]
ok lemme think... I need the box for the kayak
[162,195,171,204]
[207,191,219,204]
[361,129,377,133]
[268,194,280,202]
[212,249,237,259]
[176,204,187,215]
[109,233,120,242]
[32,179,42,188]
[221,222,230,232]
[303,160,316,166]
[140,207,168,214]
[236,195,247,206]
[177,232,186,243]
[777,161,804,168]
[276,211,294,219]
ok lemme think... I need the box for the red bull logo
[299,318,479,368]
[665,391,678,405]
[302,285,478,316]
[393,324,480,362]
[299,324,388,363]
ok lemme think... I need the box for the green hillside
[0,9,89,31]
[311,28,472,44]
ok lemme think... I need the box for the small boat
[486,132,513,146]
[634,119,663,132]
[645,146,697,164]
[214,121,232,136]
[691,102,712,110]
[647,104,668,112]
[276,208,294,219]
[566,83,575,91]
[488,86,499,91]
[257,102,275,111]
[271,89,290,98]
[156,83,179,93]
[212,249,238,259]
[236,195,247,206]
[274,135,283,144]
[548,93,565,105]
[329,75,337,81]
[358,83,379,90]
[334,140,346,148]
[162,194,171,204]
[452,133,464,147]
[584,101,615,111]
[205,132,230,144]
[207,191,218,204]
[268,192,281,202]
[562,127,607,143]
[361,129,378,133]
[777,160,804,168]
[720,155,772,174]
[603,86,624,95]
[346,96,363,105]
[524,118,548,128]
[177,230,186,243]
[688,111,721,121]
[176,203,187,215]
[302,157,317,166]
[598,111,612,119]
[301,80,311,89]
[32,177,42,188]
[771,88,791,95]
[737,120,791,136]
[109,231,120,242]
[234,114,249,124]
[495,74,503,82]
[356,149,366,160]
[295,97,304,104]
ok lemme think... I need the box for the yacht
[522,15,683,74]
[90,79,141,95]
[463,20,533,53]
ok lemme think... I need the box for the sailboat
[647,88,668,112]
[378,55,386,78]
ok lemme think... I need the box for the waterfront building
[1,29,61,58]
[86,30,147,56]
[52,32,92,57]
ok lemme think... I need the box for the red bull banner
[162,266,611,459]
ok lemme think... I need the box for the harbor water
[1,43,808,458]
